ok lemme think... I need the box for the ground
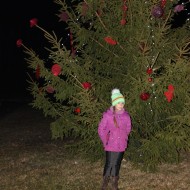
[0,100,53,146]
[0,101,189,190]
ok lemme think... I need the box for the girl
[98,89,132,190]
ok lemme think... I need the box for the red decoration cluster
[140,92,150,101]
[164,84,174,102]
[30,18,38,27]
[104,37,117,45]
[82,82,91,89]
[51,64,62,76]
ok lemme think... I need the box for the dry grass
[0,103,189,190]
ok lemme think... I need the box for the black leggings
[103,151,124,177]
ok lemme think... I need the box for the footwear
[111,176,119,190]
[101,176,110,190]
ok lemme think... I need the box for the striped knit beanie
[111,88,125,106]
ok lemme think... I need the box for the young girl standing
[98,89,132,190]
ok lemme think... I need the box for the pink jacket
[98,107,132,152]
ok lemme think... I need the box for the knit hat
[111,88,125,106]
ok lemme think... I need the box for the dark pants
[103,151,124,177]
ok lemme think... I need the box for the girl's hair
[113,106,119,128]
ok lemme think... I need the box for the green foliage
[21,0,190,171]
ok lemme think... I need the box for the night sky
[0,1,66,100]
[0,1,188,100]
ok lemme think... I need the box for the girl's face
[115,102,124,111]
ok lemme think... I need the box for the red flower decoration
[74,107,81,114]
[164,91,173,102]
[16,39,23,47]
[51,64,61,76]
[104,36,117,45]
[164,84,174,102]
[146,68,153,75]
[59,12,69,22]
[46,85,55,94]
[82,82,92,89]
[30,18,38,27]
[120,19,126,25]
[140,92,150,101]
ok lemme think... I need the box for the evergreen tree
[17,0,190,171]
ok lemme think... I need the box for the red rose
[30,18,38,27]
[51,64,61,76]
[16,39,23,47]
[104,36,117,45]
[82,82,91,89]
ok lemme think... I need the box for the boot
[101,176,110,190]
[111,176,119,190]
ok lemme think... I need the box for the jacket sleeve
[98,112,109,147]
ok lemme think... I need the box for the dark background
[0,1,188,101]
[0,0,67,101]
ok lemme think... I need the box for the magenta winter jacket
[98,107,132,152]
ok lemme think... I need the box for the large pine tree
[17,0,190,171]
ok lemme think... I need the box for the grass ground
[0,102,189,190]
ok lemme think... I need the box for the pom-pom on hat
[111,88,125,106]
